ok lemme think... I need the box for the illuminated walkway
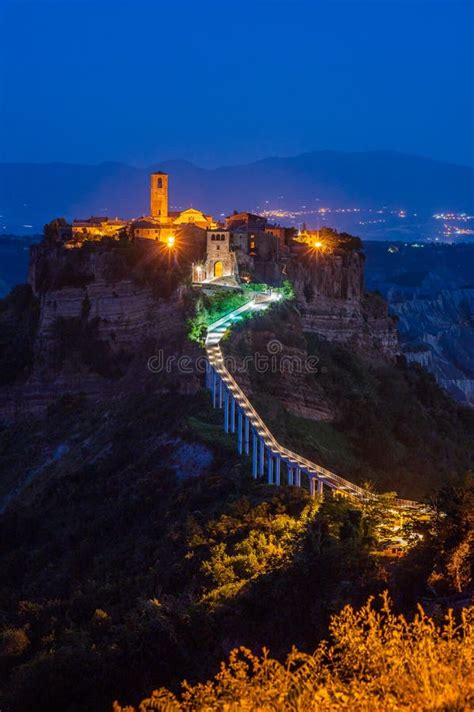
[205,294,418,509]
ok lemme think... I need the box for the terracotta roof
[132,220,161,229]
[226,212,264,221]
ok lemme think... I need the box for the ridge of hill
[1,151,473,233]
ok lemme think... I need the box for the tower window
[157,178,162,188]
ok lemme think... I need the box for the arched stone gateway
[192,229,238,283]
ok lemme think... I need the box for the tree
[43,217,68,243]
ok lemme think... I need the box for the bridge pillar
[295,466,301,487]
[223,388,229,433]
[309,477,316,498]
[244,417,250,455]
[219,378,223,409]
[259,437,265,476]
[230,395,236,433]
[237,408,243,454]
[252,431,258,478]
[267,452,273,484]
[212,371,218,408]
[317,478,324,499]
[287,465,293,486]
[275,455,281,485]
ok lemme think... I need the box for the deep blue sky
[1,0,473,167]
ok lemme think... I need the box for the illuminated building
[132,173,215,240]
[68,172,216,245]
[193,229,238,284]
[150,172,169,220]
[173,207,215,229]
[71,216,128,239]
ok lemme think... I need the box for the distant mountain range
[1,151,473,233]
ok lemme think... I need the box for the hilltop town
[56,171,295,287]
[0,171,401,422]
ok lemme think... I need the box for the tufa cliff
[223,250,399,425]
[0,238,203,420]
[287,249,399,359]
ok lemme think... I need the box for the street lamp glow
[166,235,175,249]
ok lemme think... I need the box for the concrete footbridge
[205,292,419,510]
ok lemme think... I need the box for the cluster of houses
[62,172,296,285]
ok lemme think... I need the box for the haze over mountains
[1,151,473,236]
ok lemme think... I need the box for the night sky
[0,0,473,167]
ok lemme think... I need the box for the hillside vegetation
[225,302,474,500]
[0,275,473,711]
[0,383,472,711]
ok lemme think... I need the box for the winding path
[205,292,419,510]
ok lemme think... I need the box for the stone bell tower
[150,172,169,220]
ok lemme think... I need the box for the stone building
[173,207,214,229]
[130,219,163,240]
[149,171,169,220]
[225,211,267,231]
[132,172,215,240]
[192,229,238,284]
[71,217,128,240]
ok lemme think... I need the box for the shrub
[187,291,251,344]
[0,628,29,659]
[114,594,474,711]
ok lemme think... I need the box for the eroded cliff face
[224,315,336,423]
[391,288,474,406]
[363,242,474,407]
[1,240,200,420]
[222,250,400,425]
[287,250,399,359]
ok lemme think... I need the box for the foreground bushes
[114,594,474,711]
